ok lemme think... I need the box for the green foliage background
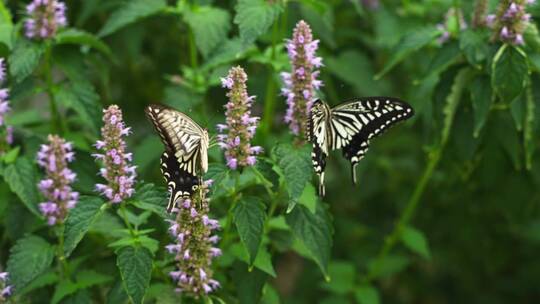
[0,0,540,303]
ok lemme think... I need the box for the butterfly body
[145,104,209,212]
[308,98,414,196]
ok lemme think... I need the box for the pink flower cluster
[218,66,262,170]
[37,135,79,226]
[0,271,12,302]
[94,105,136,204]
[489,0,535,45]
[25,0,67,40]
[0,58,13,154]
[166,180,221,296]
[281,20,323,137]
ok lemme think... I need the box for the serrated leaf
[116,246,153,304]
[354,285,380,304]
[106,279,129,304]
[130,183,168,219]
[376,27,440,79]
[6,235,55,292]
[459,29,489,65]
[8,39,44,83]
[442,68,473,145]
[232,262,268,304]
[272,144,313,212]
[234,0,283,45]
[17,270,58,296]
[98,0,167,37]
[56,80,102,133]
[184,6,230,57]
[400,226,431,259]
[492,44,529,103]
[299,183,317,214]
[286,203,332,279]
[233,197,266,265]
[470,75,493,137]
[55,29,112,57]
[231,243,276,277]
[1,157,40,216]
[510,94,525,131]
[64,196,105,257]
[424,41,461,80]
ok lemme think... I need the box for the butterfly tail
[318,172,326,197]
[351,163,358,185]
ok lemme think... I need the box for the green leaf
[106,280,129,304]
[130,183,168,219]
[510,94,525,131]
[17,270,59,296]
[56,79,102,133]
[234,0,283,45]
[492,45,529,103]
[230,243,276,277]
[52,270,112,304]
[184,6,230,57]
[375,27,440,79]
[354,285,380,304]
[1,157,40,216]
[98,0,167,37]
[116,245,153,304]
[367,255,410,279]
[441,68,473,145]
[8,39,44,83]
[400,226,431,259]
[321,261,355,295]
[202,37,251,71]
[233,196,267,265]
[424,41,461,80]
[232,262,268,304]
[64,196,105,257]
[0,1,13,49]
[55,29,112,57]
[459,29,490,65]
[272,144,313,212]
[299,183,317,214]
[6,235,55,292]
[286,203,332,279]
[470,75,493,137]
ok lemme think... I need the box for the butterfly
[145,104,210,212]
[307,97,414,196]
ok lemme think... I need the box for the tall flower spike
[281,20,323,139]
[166,179,221,297]
[218,66,262,170]
[25,0,67,40]
[94,105,137,204]
[0,270,12,303]
[0,58,12,154]
[490,0,535,45]
[37,135,79,226]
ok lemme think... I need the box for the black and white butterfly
[307,97,414,196]
[145,104,209,212]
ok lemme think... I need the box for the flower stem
[188,27,198,69]
[56,224,70,280]
[119,204,136,237]
[261,21,280,135]
[43,44,65,134]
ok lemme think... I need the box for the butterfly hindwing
[308,100,331,196]
[160,152,199,212]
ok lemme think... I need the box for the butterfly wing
[330,97,414,183]
[308,100,331,196]
[145,104,208,212]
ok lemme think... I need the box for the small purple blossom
[281,20,323,139]
[94,105,137,204]
[491,0,534,45]
[218,66,262,170]
[37,135,78,226]
[0,74,12,153]
[166,179,220,297]
[24,0,67,40]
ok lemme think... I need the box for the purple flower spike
[24,0,67,40]
[94,105,137,204]
[0,64,12,153]
[165,179,220,297]
[491,0,534,45]
[0,268,11,301]
[37,135,78,226]
[218,66,262,170]
[281,20,323,139]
